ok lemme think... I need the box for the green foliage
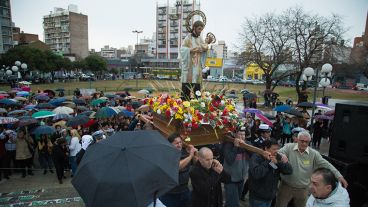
[110,68,119,74]
[84,54,107,72]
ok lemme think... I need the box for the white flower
[157,109,161,114]
[185,137,191,142]
[195,90,202,97]
[200,102,205,108]
[219,111,223,116]
[204,91,211,97]
[220,100,225,105]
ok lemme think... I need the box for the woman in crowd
[15,129,34,178]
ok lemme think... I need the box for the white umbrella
[138,89,150,95]
[53,106,74,115]
[19,81,32,85]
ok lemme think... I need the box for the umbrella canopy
[49,97,67,107]
[273,105,292,112]
[61,101,77,108]
[91,99,107,106]
[138,89,150,95]
[243,93,257,99]
[35,103,56,110]
[243,108,262,114]
[66,115,89,127]
[83,119,97,128]
[118,109,134,117]
[53,120,66,128]
[316,103,332,111]
[315,114,334,120]
[8,110,27,117]
[73,99,86,105]
[16,91,30,97]
[255,113,273,127]
[0,99,17,106]
[283,108,303,117]
[0,117,19,124]
[44,89,56,97]
[297,102,316,108]
[53,106,74,115]
[32,110,56,119]
[132,101,142,109]
[17,116,39,127]
[19,81,32,85]
[0,108,7,113]
[24,104,36,110]
[35,95,50,101]
[324,110,335,116]
[32,125,56,135]
[105,94,116,99]
[72,130,180,207]
[14,96,27,101]
[95,107,119,118]
[80,111,95,117]
[52,113,71,121]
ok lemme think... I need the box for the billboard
[205,58,223,67]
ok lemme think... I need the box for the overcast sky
[11,0,368,51]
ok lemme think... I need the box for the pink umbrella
[255,113,273,127]
[324,110,334,116]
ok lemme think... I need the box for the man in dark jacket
[248,138,292,207]
[190,147,231,207]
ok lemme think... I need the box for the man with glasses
[275,131,348,207]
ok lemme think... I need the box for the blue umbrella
[35,95,50,101]
[118,109,134,117]
[32,125,56,135]
[80,111,95,116]
[243,108,262,114]
[73,99,86,105]
[35,103,56,109]
[16,91,30,97]
[66,115,89,127]
[7,110,28,117]
[52,113,71,121]
[95,107,119,118]
[0,99,17,106]
[24,104,36,110]
[49,97,67,106]
[273,105,292,112]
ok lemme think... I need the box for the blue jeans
[225,181,244,207]
[69,156,77,175]
[250,198,272,207]
[160,190,190,207]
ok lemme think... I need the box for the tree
[286,7,346,102]
[239,12,297,90]
[84,54,107,72]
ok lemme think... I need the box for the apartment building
[0,0,13,53]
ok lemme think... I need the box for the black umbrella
[35,103,56,110]
[283,108,303,117]
[132,101,142,109]
[55,88,65,92]
[296,102,316,108]
[73,99,86,105]
[44,89,56,97]
[72,130,180,207]
[66,115,89,127]
[31,125,56,135]
[243,93,257,99]
[79,110,94,116]
[17,117,39,127]
[76,106,89,112]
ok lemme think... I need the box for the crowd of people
[0,86,349,207]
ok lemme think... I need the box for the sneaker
[43,170,47,175]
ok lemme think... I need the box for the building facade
[353,12,368,48]
[12,27,39,45]
[156,0,200,60]
[43,5,88,59]
[100,45,117,59]
[0,0,13,53]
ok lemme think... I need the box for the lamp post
[302,63,332,133]
[132,30,143,89]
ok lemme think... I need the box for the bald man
[189,147,231,207]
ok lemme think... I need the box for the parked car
[250,80,265,85]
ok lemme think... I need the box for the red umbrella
[255,113,273,127]
[83,119,96,128]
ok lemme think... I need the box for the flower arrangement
[148,91,240,138]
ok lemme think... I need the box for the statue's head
[192,20,205,37]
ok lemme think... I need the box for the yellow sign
[205,58,223,67]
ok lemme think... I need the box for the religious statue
[179,10,216,100]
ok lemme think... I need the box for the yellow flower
[226,105,235,111]
[183,101,190,108]
[177,107,183,114]
[175,113,184,120]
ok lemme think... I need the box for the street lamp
[132,30,143,89]
[302,63,332,133]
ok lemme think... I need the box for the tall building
[12,26,39,46]
[156,0,200,59]
[43,5,88,59]
[0,0,13,53]
[353,12,368,48]
[210,40,228,59]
